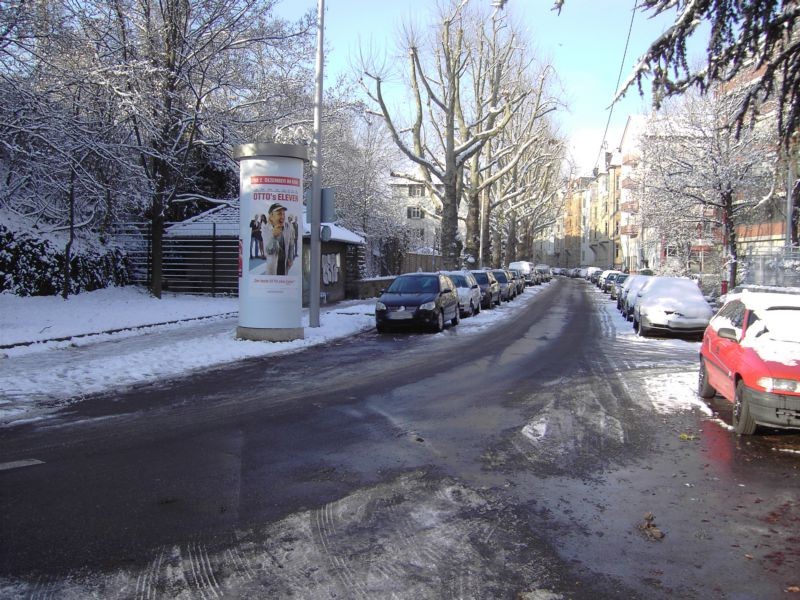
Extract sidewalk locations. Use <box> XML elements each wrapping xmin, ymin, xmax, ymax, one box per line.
<box><xmin>0</xmin><ymin>288</ymin><xmax>377</xmax><ymax>426</ymax></box>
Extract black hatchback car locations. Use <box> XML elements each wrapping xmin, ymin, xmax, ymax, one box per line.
<box><xmin>375</xmin><ymin>272</ymin><xmax>460</xmax><ymax>333</ymax></box>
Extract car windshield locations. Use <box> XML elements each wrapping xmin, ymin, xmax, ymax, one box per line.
<box><xmin>448</xmin><ymin>274</ymin><xmax>468</xmax><ymax>287</ymax></box>
<box><xmin>752</xmin><ymin>307</ymin><xmax>800</xmax><ymax>344</ymax></box>
<box><xmin>387</xmin><ymin>275</ymin><xmax>438</xmax><ymax>294</ymax></box>
<box><xmin>493</xmin><ymin>271</ymin><xmax>508</xmax><ymax>283</ymax></box>
<box><xmin>472</xmin><ymin>272</ymin><xmax>488</xmax><ymax>284</ymax></box>
<box><xmin>741</xmin><ymin>306</ymin><xmax>800</xmax><ymax>365</ymax></box>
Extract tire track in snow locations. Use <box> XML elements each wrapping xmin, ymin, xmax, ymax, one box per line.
<box><xmin>313</xmin><ymin>500</ymin><xmax>369</xmax><ymax>599</ymax></box>
<box><xmin>134</xmin><ymin>544</ymin><xmax>166</xmax><ymax>600</ymax></box>
<box><xmin>185</xmin><ymin>541</ymin><xmax>222</xmax><ymax>599</ymax></box>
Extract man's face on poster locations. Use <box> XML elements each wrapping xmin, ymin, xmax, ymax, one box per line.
<box><xmin>270</xmin><ymin>208</ymin><xmax>286</xmax><ymax>229</ymax></box>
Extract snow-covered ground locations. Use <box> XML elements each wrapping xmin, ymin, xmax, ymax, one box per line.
<box><xmin>0</xmin><ymin>282</ymin><xmax>714</xmax><ymax>427</ymax></box>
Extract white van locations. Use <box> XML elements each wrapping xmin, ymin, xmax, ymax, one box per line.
<box><xmin>508</xmin><ymin>261</ymin><xmax>534</xmax><ymax>285</ymax></box>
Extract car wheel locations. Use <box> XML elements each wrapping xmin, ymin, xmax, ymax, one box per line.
<box><xmin>473</xmin><ymin>301</ymin><xmax>480</xmax><ymax>315</ymax></box>
<box><xmin>698</xmin><ymin>359</ymin><xmax>715</xmax><ymax>398</ymax></box>
<box><xmin>732</xmin><ymin>381</ymin><xmax>757</xmax><ymax>435</ymax></box>
<box><xmin>637</xmin><ymin>318</ymin><xmax>651</xmax><ymax>337</ymax></box>
<box><xmin>376</xmin><ymin>323</ymin><xmax>388</xmax><ymax>334</ymax></box>
<box><xmin>433</xmin><ymin>309</ymin><xmax>444</xmax><ymax>332</ymax></box>
<box><xmin>451</xmin><ymin>307</ymin><xmax>460</xmax><ymax>326</ymax></box>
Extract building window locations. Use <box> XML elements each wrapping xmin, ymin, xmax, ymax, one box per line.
<box><xmin>408</xmin><ymin>184</ymin><xmax>425</xmax><ymax>197</ymax></box>
<box><xmin>407</xmin><ymin>206</ymin><xmax>424</xmax><ymax>219</ymax></box>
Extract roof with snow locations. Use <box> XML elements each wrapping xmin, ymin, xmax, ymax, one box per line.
<box><xmin>164</xmin><ymin>200</ymin><xmax>364</xmax><ymax>245</ymax></box>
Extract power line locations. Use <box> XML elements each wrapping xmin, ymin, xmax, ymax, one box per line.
<box><xmin>592</xmin><ymin>0</ymin><xmax>637</xmax><ymax>174</ymax></box>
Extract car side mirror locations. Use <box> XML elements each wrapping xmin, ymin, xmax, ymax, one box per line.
<box><xmin>378</xmin><ymin>289</ymin><xmax>385</xmax><ymax>294</ymax></box>
<box><xmin>441</xmin><ymin>288</ymin><xmax>451</xmax><ymax>294</ymax></box>
<box><xmin>717</xmin><ymin>327</ymin><xmax>738</xmax><ymax>342</ymax></box>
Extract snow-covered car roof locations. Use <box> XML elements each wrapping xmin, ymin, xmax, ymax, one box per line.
<box><xmin>639</xmin><ymin>277</ymin><xmax>711</xmax><ymax>310</ymax></box>
<box><xmin>725</xmin><ymin>288</ymin><xmax>800</xmax><ymax>312</ymax></box>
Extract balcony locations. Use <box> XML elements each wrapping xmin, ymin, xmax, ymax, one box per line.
<box><xmin>620</xmin><ymin>200</ymin><xmax>639</xmax><ymax>213</ymax></box>
<box><xmin>620</xmin><ymin>224</ymin><xmax>639</xmax><ymax>237</ymax></box>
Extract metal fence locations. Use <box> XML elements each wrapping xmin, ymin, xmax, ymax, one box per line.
<box><xmin>113</xmin><ymin>221</ymin><xmax>239</xmax><ymax>295</ymax></box>
<box><xmin>740</xmin><ymin>248</ymin><xmax>800</xmax><ymax>288</ymax></box>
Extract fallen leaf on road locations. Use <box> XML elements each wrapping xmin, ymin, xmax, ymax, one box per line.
<box><xmin>638</xmin><ymin>512</ymin><xmax>665</xmax><ymax>541</ymax></box>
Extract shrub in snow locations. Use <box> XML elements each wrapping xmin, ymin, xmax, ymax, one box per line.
<box><xmin>0</xmin><ymin>224</ymin><xmax>130</xmax><ymax>296</ymax></box>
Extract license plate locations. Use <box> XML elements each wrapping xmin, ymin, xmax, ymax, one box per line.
<box><xmin>387</xmin><ymin>309</ymin><xmax>413</xmax><ymax>320</ymax></box>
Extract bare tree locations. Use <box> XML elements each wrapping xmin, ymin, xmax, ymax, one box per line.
<box><xmin>108</xmin><ymin>0</ymin><xmax>316</xmax><ymax>296</ymax></box>
<box><xmin>637</xmin><ymin>89</ymin><xmax>776</xmax><ymax>285</ymax></box>
<box><xmin>1</xmin><ymin>0</ymin><xmax>317</xmax><ymax>297</ymax></box>
<box><xmin>459</xmin><ymin>4</ymin><xmax>560</xmax><ymax>266</ymax></box>
<box><xmin>360</xmin><ymin>0</ymin><xmax>528</xmax><ymax>269</ymax></box>
<box><xmin>322</xmin><ymin>109</ymin><xmax>408</xmax><ymax>276</ymax></box>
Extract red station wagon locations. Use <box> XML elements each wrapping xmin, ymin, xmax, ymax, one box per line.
<box><xmin>698</xmin><ymin>288</ymin><xmax>800</xmax><ymax>434</ymax></box>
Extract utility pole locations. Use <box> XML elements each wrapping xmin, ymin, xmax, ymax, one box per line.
<box><xmin>788</xmin><ymin>142</ymin><xmax>797</xmax><ymax>249</ymax></box>
<box><xmin>309</xmin><ymin>0</ymin><xmax>324</xmax><ymax>327</ymax></box>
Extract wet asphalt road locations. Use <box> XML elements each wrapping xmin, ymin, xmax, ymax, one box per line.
<box><xmin>1</xmin><ymin>278</ymin><xmax>799</xmax><ymax>599</ymax></box>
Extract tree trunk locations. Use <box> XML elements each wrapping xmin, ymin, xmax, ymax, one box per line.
<box><xmin>722</xmin><ymin>189</ymin><xmax>738</xmax><ymax>288</ymax></box>
<box><xmin>464</xmin><ymin>186</ymin><xmax>480</xmax><ymax>265</ymax></box>
<box><xmin>480</xmin><ymin>190</ymin><xmax>491</xmax><ymax>267</ymax></box>
<box><xmin>441</xmin><ymin>177</ymin><xmax>461</xmax><ymax>270</ymax></box>
<box><xmin>63</xmin><ymin>168</ymin><xmax>76</xmax><ymax>299</ymax></box>
<box><xmin>506</xmin><ymin>215</ymin><xmax>517</xmax><ymax>264</ymax></box>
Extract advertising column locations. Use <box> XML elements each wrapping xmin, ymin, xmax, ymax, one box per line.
<box><xmin>234</xmin><ymin>143</ymin><xmax>308</xmax><ymax>342</ymax></box>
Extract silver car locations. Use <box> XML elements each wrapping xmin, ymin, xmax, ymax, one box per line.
<box><xmin>633</xmin><ymin>276</ymin><xmax>714</xmax><ymax>338</ymax></box>
<box><xmin>620</xmin><ymin>274</ymin><xmax>652</xmax><ymax>320</ymax></box>
<box><xmin>442</xmin><ymin>270</ymin><xmax>482</xmax><ymax>317</ymax></box>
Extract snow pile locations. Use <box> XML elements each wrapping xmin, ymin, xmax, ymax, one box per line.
<box><xmin>641</xmin><ymin>371</ymin><xmax>713</xmax><ymax>416</ymax></box>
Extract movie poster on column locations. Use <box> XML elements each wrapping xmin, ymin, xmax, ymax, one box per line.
<box><xmin>239</xmin><ymin>157</ymin><xmax>303</xmax><ymax>329</ymax></box>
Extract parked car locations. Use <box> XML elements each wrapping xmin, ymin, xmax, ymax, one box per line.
<box><xmin>442</xmin><ymin>270</ymin><xmax>482</xmax><ymax>318</ymax></box>
<box><xmin>618</xmin><ymin>274</ymin><xmax>646</xmax><ymax>312</ymax></box>
<box><xmin>597</xmin><ymin>269</ymin><xmax>619</xmax><ymax>290</ymax></box>
<box><xmin>610</xmin><ymin>273</ymin><xmax>629</xmax><ymax>299</ymax></box>
<box><xmin>534</xmin><ymin>264</ymin><xmax>552</xmax><ymax>282</ymax></box>
<box><xmin>508</xmin><ymin>261</ymin><xmax>534</xmax><ymax>286</ymax></box>
<box><xmin>471</xmin><ymin>269</ymin><xmax>501</xmax><ymax>308</ymax></box>
<box><xmin>586</xmin><ymin>267</ymin><xmax>603</xmax><ymax>283</ymax></box>
<box><xmin>508</xmin><ymin>268</ymin><xmax>526</xmax><ymax>295</ymax></box>
<box><xmin>621</xmin><ymin>274</ymin><xmax>652</xmax><ymax>320</ymax></box>
<box><xmin>601</xmin><ymin>271</ymin><xmax>624</xmax><ymax>293</ymax></box>
<box><xmin>491</xmin><ymin>269</ymin><xmax>516</xmax><ymax>302</ymax></box>
<box><xmin>698</xmin><ymin>288</ymin><xmax>800</xmax><ymax>434</ymax></box>
<box><xmin>632</xmin><ymin>276</ymin><xmax>714</xmax><ymax>338</ymax></box>
<box><xmin>375</xmin><ymin>272</ymin><xmax>460</xmax><ymax>333</ymax></box>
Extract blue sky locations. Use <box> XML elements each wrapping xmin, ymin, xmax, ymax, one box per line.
<box><xmin>276</xmin><ymin>0</ymin><xmax>698</xmax><ymax>176</ymax></box>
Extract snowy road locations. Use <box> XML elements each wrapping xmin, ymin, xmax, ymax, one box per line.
<box><xmin>1</xmin><ymin>278</ymin><xmax>799</xmax><ymax>599</ymax></box>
